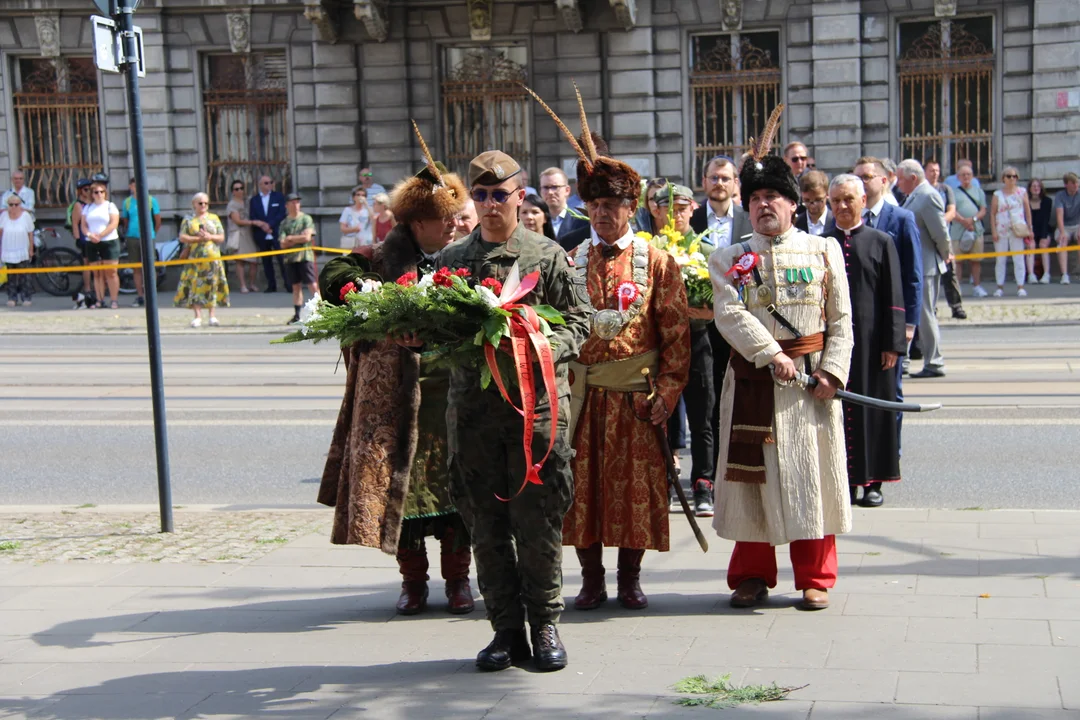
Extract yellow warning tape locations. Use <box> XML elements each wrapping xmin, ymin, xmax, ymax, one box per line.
<box><xmin>954</xmin><ymin>245</ymin><xmax>1079</xmax><ymax>261</ymax></box>
<box><xmin>1</xmin><ymin>246</ymin><xmax>353</xmax><ymax>275</ymax></box>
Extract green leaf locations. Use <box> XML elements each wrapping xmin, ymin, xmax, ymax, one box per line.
<box><xmin>483</xmin><ymin>316</ymin><xmax>508</xmax><ymax>348</ymax></box>
<box><xmin>480</xmin><ymin>363</ymin><xmax>493</xmax><ymax>390</ymax></box>
<box><xmin>531</xmin><ymin>304</ymin><xmax>566</xmax><ymax>325</ymax></box>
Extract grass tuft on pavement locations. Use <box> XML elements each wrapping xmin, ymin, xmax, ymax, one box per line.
<box><xmin>673</xmin><ymin>674</ymin><xmax>806</xmax><ymax>709</ymax></box>
<box><xmin>0</xmin><ymin>541</ymin><xmax>21</xmax><ymax>553</ymax></box>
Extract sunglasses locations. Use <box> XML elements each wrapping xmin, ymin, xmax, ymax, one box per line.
<box><xmin>1004</xmin><ymin>174</ymin><xmax>1018</xmax><ymax>179</ymax></box>
<box><xmin>233</xmin><ymin>186</ymin><xmax>244</xmax><ymax>191</ymax></box>
<box><xmin>92</xmin><ymin>190</ymin><xmax>106</xmax><ymax>194</ymax></box>
<box><xmin>360</xmin><ymin>172</ymin><xmax>373</xmax><ymax>178</ymax></box>
<box><xmin>7</xmin><ymin>202</ymin><xmax>19</xmax><ymax>207</ymax></box>
<box><xmin>195</xmin><ymin>201</ymin><xmax>208</xmax><ymax>206</ymax></box>
<box><xmin>471</xmin><ymin>188</ymin><xmax>516</xmax><ymax>204</ymax></box>
<box><xmin>790</xmin><ymin>155</ymin><xmax>809</xmax><ymax>162</ymax></box>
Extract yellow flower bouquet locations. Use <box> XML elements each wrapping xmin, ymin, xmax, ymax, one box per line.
<box><xmin>637</xmin><ymin>219</ymin><xmax>713</xmax><ymax>308</ymax></box>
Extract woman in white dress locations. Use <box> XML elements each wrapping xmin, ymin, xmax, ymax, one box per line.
<box><xmin>226</xmin><ymin>180</ymin><xmax>260</xmax><ymax>293</ymax></box>
<box><xmin>339</xmin><ymin>185</ymin><xmax>373</xmax><ymax>250</ymax></box>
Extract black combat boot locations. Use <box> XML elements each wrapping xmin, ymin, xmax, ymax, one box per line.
<box><xmin>530</xmin><ymin>622</ymin><xmax>568</xmax><ymax>671</ymax></box>
<box><xmin>475</xmin><ymin>628</ymin><xmax>530</xmax><ymax>672</ymax></box>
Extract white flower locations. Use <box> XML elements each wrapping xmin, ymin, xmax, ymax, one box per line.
<box><xmin>674</xmin><ymin>254</ymin><xmax>690</xmax><ymax>266</ymax></box>
<box><xmin>359</xmin><ymin>278</ymin><xmax>382</xmax><ymax>293</ymax></box>
<box><xmin>354</xmin><ymin>308</ymin><xmax>369</xmax><ymax>320</ymax></box>
<box><xmin>298</xmin><ymin>295</ymin><xmax>322</xmax><ymax>325</ymax></box>
<box><xmin>477</xmin><ymin>285</ymin><xmax>500</xmax><ymax>307</ymax></box>
<box><xmin>690</xmin><ymin>252</ymin><xmax>706</xmax><ymax>263</ymax></box>
<box><xmin>417</xmin><ymin>274</ymin><xmax>435</xmax><ymax>288</ymax></box>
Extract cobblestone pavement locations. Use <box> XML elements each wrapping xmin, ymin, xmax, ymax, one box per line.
<box><xmin>0</xmin><ymin>508</ymin><xmax>331</xmax><ymax>565</ymax></box>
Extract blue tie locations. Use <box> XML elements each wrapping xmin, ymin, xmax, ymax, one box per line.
<box><xmin>862</xmin><ymin>209</ymin><xmax>874</xmax><ymax>229</ymax></box>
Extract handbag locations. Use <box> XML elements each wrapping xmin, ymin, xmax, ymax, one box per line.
<box><xmin>959</xmin><ymin>229</ymin><xmax>977</xmax><ymax>253</ymax></box>
<box><xmin>1011</xmin><ymin>220</ymin><xmax>1032</xmax><ymax>238</ymax></box>
<box><xmin>225</xmin><ymin>230</ymin><xmax>241</xmax><ymax>253</ymax></box>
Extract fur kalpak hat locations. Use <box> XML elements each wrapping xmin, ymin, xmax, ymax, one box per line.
<box><xmin>524</xmin><ymin>83</ymin><xmax>641</xmax><ymax>203</ymax></box>
<box><xmin>737</xmin><ymin>104</ymin><xmax>799</xmax><ymax>212</ymax></box>
<box><xmin>390</xmin><ymin>121</ymin><xmax>468</xmax><ymax>225</ymax></box>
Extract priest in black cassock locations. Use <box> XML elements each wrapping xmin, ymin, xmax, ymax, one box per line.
<box><xmin>827</xmin><ymin>174</ymin><xmax>908</xmax><ymax>508</ymax></box>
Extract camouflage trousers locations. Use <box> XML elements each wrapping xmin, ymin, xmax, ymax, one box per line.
<box><xmin>448</xmin><ymin>391</ymin><xmax>574</xmax><ymax>631</ymax></box>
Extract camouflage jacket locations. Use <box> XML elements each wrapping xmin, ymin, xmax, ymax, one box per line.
<box><xmin>437</xmin><ymin>223</ymin><xmax>593</xmax><ymax>409</ymax></box>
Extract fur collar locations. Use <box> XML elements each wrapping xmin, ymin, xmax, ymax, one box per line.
<box><xmin>375</xmin><ymin>225</ymin><xmax>421</xmax><ymax>282</ymax></box>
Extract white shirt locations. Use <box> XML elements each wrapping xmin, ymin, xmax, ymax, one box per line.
<box><xmin>339</xmin><ymin>205</ymin><xmax>372</xmax><ymax>247</ymax></box>
<box><xmin>84</xmin><ymin>200</ymin><xmax>120</xmax><ymax>241</ymax></box>
<box><xmin>552</xmin><ymin>208</ymin><xmax>568</xmax><ymax>236</ymax></box>
<box><xmin>883</xmin><ymin>190</ymin><xmax>899</xmax><ymax>206</ymax></box>
<box><xmin>706</xmin><ymin>201</ymin><xmax>734</xmax><ymax>249</ymax></box>
<box><xmin>591</xmin><ymin>225</ymin><xmax>634</xmax><ymax>250</ymax></box>
<box><xmin>808</xmin><ymin>209</ymin><xmax>829</xmax><ymax>236</ymax></box>
<box><xmin>2</xmin><ymin>187</ymin><xmax>35</xmax><ymax>214</ymax></box>
<box><xmin>0</xmin><ymin>211</ymin><xmax>34</xmax><ymax>263</ymax></box>
<box><xmin>259</xmin><ymin>192</ymin><xmax>273</xmax><ymax>239</ymax></box>
<box><xmin>866</xmin><ymin>197</ymin><xmax>887</xmax><ymax>229</ymax></box>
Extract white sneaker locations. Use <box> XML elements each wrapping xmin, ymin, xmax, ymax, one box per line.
<box><xmin>209</xmin><ymin>317</ymin><xmax>220</xmax><ymax>327</ymax></box>
<box><xmin>190</xmin><ymin>317</ymin><xmax>202</xmax><ymax>328</ymax></box>
<box><xmin>992</xmin><ymin>288</ymin><xmax>1004</xmax><ymax>298</ymax></box>
<box><xmin>1028</xmin><ymin>273</ymin><xmax>1040</xmax><ymax>284</ymax></box>
<box><xmin>1017</xmin><ymin>288</ymin><xmax>1028</xmax><ymax>298</ymax></box>
<box><xmin>1062</xmin><ymin>274</ymin><xmax>1071</xmax><ymax>285</ymax></box>
<box><xmin>1040</xmin><ymin>273</ymin><xmax>1051</xmax><ymax>284</ymax></box>
<box><xmin>973</xmin><ymin>285</ymin><xmax>989</xmax><ymax>298</ymax></box>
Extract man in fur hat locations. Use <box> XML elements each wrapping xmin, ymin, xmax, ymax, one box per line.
<box><xmin>317</xmin><ymin>154</ymin><xmax>476</xmax><ymax>617</ymax></box>
<box><xmin>559</xmin><ymin>136</ymin><xmax>691</xmax><ymax>612</ymax></box>
<box><xmin>438</xmin><ymin>150</ymin><xmax>592</xmax><ymax>673</ymax></box>
<box><xmin>709</xmin><ymin>109</ymin><xmax>854</xmax><ymax>611</ymax></box>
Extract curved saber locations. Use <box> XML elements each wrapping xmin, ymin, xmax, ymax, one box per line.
<box><xmin>791</xmin><ymin>370</ymin><xmax>942</xmax><ymax>413</ymax></box>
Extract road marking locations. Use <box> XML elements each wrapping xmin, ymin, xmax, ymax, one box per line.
<box><xmin>0</xmin><ymin>419</ymin><xmax>335</xmax><ymax>427</ymax></box>
<box><xmin>904</xmin><ymin>418</ymin><xmax>1080</xmax><ymax>426</ymax></box>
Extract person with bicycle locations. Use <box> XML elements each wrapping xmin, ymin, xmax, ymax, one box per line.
<box><xmin>120</xmin><ymin>177</ymin><xmax>161</xmax><ymax>307</ymax></box>
<box><xmin>81</xmin><ymin>181</ymin><xmax>122</xmax><ymax>309</ymax></box>
<box><xmin>68</xmin><ymin>179</ymin><xmax>94</xmax><ymax>299</ymax></box>
<box><xmin>1</xmin><ymin>194</ymin><xmax>35</xmax><ymax>307</ymax></box>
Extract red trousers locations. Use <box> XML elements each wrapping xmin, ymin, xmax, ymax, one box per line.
<box><xmin>727</xmin><ymin>535</ymin><xmax>837</xmax><ymax>591</ymax></box>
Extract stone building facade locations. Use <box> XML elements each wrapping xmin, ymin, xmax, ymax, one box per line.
<box><xmin>0</xmin><ymin>0</ymin><xmax>1076</xmax><ymax>242</ymax></box>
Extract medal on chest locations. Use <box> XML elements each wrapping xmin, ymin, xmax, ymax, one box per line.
<box><xmin>577</xmin><ymin>237</ymin><xmax>650</xmax><ymax>340</ymax></box>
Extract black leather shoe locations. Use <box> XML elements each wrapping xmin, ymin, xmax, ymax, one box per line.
<box><xmin>476</xmin><ymin>629</ymin><xmax>530</xmax><ymax>672</ymax></box>
<box><xmin>952</xmin><ymin>307</ymin><xmax>967</xmax><ymax>320</ymax></box>
<box><xmin>530</xmin><ymin>622</ymin><xmax>568</xmax><ymax>671</ymax></box>
<box><xmin>910</xmin><ymin>368</ymin><xmax>945</xmax><ymax>379</ymax></box>
<box><xmin>909</xmin><ymin>345</ymin><xmax>923</xmax><ymax>361</ymax></box>
<box><xmin>861</xmin><ymin>488</ymin><xmax>884</xmax><ymax>507</ymax></box>
<box><xmin>849</xmin><ymin>486</ymin><xmax>858</xmax><ymax>504</ymax></box>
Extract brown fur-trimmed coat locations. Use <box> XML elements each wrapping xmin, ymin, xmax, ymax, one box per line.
<box><xmin>317</xmin><ymin>226</ymin><xmax>424</xmax><ymax>554</ymax></box>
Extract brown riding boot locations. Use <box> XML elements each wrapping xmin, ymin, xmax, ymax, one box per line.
<box><xmin>616</xmin><ymin>548</ymin><xmax>648</xmax><ymax>610</ymax></box>
<box><xmin>440</xmin><ymin>529</ymin><xmax>475</xmax><ymax>614</ymax></box>
<box><xmin>395</xmin><ymin>546</ymin><xmax>429</xmax><ymax>615</ymax></box>
<box><xmin>574</xmin><ymin>543</ymin><xmax>608</xmax><ymax>610</ymax></box>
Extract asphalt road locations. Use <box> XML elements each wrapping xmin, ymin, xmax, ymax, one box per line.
<box><xmin>1</xmin><ymin>325</ymin><xmax>1078</xmax><ymax>509</ymax></box>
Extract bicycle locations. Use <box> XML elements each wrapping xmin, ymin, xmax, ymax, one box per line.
<box><xmin>29</xmin><ymin>227</ymin><xmax>84</xmax><ymax>296</ymax></box>
<box><xmin>117</xmin><ymin>237</ymin><xmax>179</xmax><ymax>294</ymax></box>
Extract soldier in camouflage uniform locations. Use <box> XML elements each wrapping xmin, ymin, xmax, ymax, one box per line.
<box><xmin>437</xmin><ymin>151</ymin><xmax>592</xmax><ymax>672</ymax></box>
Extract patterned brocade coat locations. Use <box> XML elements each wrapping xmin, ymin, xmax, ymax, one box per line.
<box><xmin>562</xmin><ymin>236</ymin><xmax>691</xmax><ymax>551</ymax></box>
<box><xmin>709</xmin><ymin>227</ymin><xmax>854</xmax><ymax>546</ymax></box>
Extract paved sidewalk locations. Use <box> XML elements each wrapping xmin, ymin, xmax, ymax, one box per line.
<box><xmin>1</xmin><ymin>507</ymin><xmax>1078</xmax><ymax>719</ymax></box>
<box><xmin>4</xmin><ymin>279</ymin><xmax>1080</xmax><ymax>333</ymax></box>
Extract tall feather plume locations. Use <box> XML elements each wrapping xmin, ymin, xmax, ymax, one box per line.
<box><xmin>411</xmin><ymin>119</ymin><xmax>443</xmax><ymax>186</ymax></box>
<box><xmin>520</xmin><ymin>83</ymin><xmax>592</xmax><ymax>172</ymax></box>
<box><xmin>573</xmin><ymin>81</ymin><xmax>598</xmax><ymax>162</ymax></box>
<box><xmin>748</xmin><ymin>104</ymin><xmax>785</xmax><ymax>162</ymax></box>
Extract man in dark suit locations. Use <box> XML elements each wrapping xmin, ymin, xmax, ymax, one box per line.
<box><xmin>540</xmin><ymin>168</ymin><xmax>589</xmax><ymax>251</ymax></box>
<box><xmin>249</xmin><ymin>175</ymin><xmax>289</xmax><ymax>292</ymax></box>
<box><xmin>797</xmin><ymin>170</ymin><xmax>835</xmax><ymax>236</ymax></box>
<box><xmin>688</xmin><ymin>154</ymin><xmax>752</xmax><ymax>513</ymax></box>
<box><xmin>897</xmin><ymin>159</ymin><xmax>950</xmax><ymax>378</ymax></box>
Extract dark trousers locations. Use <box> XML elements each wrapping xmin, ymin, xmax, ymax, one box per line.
<box><xmin>667</xmin><ymin>397</ymin><xmax>687</xmax><ymax>450</ymax></box>
<box><xmin>4</xmin><ymin>261</ymin><xmax>33</xmax><ymax>302</ymax></box>
<box><xmin>941</xmin><ymin>261</ymin><xmax>963</xmax><ymax>310</ymax></box>
<box><xmin>258</xmin><ymin>235</ymin><xmax>290</xmax><ymax>291</ymax></box>
<box><xmin>684</xmin><ymin>325</ymin><xmax>716</xmax><ymax>481</ymax></box>
<box><xmin>708</xmin><ymin>322</ymin><xmax>733</xmax><ymax>459</ymax></box>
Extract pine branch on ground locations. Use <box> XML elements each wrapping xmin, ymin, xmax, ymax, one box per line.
<box><xmin>673</xmin><ymin>674</ymin><xmax>807</xmax><ymax>709</ymax></box>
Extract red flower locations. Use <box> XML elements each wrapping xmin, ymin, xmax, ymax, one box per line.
<box><xmin>339</xmin><ymin>281</ymin><xmax>356</xmax><ymax>301</ymax></box>
<box><xmin>453</xmin><ymin>268</ymin><xmax>471</xmax><ymax>278</ymax></box>
<box><xmin>481</xmin><ymin>277</ymin><xmax>503</xmax><ymax>295</ymax></box>
<box><xmin>432</xmin><ymin>268</ymin><xmax>454</xmax><ymax>287</ymax></box>
<box><xmin>396</xmin><ymin>272</ymin><xmax>418</xmax><ymax>286</ymax></box>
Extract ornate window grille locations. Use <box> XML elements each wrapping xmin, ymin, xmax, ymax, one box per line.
<box><xmin>689</xmin><ymin>32</ymin><xmax>781</xmax><ymax>189</ymax></box>
<box><xmin>441</xmin><ymin>47</ymin><xmax>530</xmax><ymax>179</ymax></box>
<box><xmin>898</xmin><ymin>18</ymin><xmax>995</xmax><ymax>180</ymax></box>
<box><xmin>12</xmin><ymin>57</ymin><xmax>103</xmax><ymax>208</ymax></box>
<box><xmin>203</xmin><ymin>52</ymin><xmax>291</xmax><ymax>203</ymax></box>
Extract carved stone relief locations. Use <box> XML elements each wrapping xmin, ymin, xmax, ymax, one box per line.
<box><xmin>721</xmin><ymin>0</ymin><xmax>743</xmax><ymax>31</ymax></box>
<box><xmin>468</xmin><ymin>0</ymin><xmax>493</xmax><ymax>42</ymax></box>
<box><xmin>303</xmin><ymin>0</ymin><xmax>338</xmax><ymax>44</ymax></box>
<box><xmin>555</xmin><ymin>0</ymin><xmax>583</xmax><ymax>33</ymax></box>
<box><xmin>353</xmin><ymin>0</ymin><xmax>389</xmax><ymax>42</ymax></box>
<box><xmin>609</xmin><ymin>0</ymin><xmax>636</xmax><ymax>30</ymax></box>
<box><xmin>226</xmin><ymin>10</ymin><xmax>252</xmax><ymax>54</ymax></box>
<box><xmin>934</xmin><ymin>0</ymin><xmax>957</xmax><ymax>18</ymax></box>
<box><xmin>35</xmin><ymin>14</ymin><xmax>61</xmax><ymax>58</ymax></box>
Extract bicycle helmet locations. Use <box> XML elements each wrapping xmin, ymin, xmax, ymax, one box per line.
<box><xmin>76</xmin><ymin>178</ymin><xmax>92</xmax><ymax>189</ymax></box>
<box><xmin>91</xmin><ymin>172</ymin><xmax>109</xmax><ymax>185</ymax></box>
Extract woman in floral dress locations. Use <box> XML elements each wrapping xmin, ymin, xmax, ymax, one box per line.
<box><xmin>174</xmin><ymin>192</ymin><xmax>230</xmax><ymax>327</ymax></box>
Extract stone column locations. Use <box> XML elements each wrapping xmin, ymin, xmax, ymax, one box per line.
<box><xmin>805</xmin><ymin>0</ymin><xmax>863</xmax><ymax>175</ymax></box>
<box><xmin>1030</xmin><ymin>0</ymin><xmax>1080</xmax><ymax>182</ymax></box>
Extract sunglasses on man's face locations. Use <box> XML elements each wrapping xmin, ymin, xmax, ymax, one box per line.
<box><xmin>360</xmin><ymin>172</ymin><xmax>373</xmax><ymax>178</ymax></box>
<box><xmin>471</xmin><ymin>188</ymin><xmax>516</xmax><ymax>204</ymax></box>
<box><xmin>1004</xmin><ymin>174</ymin><xmax>1018</xmax><ymax>179</ymax></box>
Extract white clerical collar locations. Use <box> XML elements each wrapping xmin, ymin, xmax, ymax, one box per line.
<box><xmin>591</xmin><ymin>225</ymin><xmax>634</xmax><ymax>250</ymax></box>
<box><xmin>707</xmin><ymin>201</ymin><xmax>734</xmax><ymax>222</ymax></box>
<box><xmin>869</xmin><ymin>197</ymin><xmax>885</xmax><ymax>217</ymax></box>
<box><xmin>839</xmin><ymin>222</ymin><xmax>863</xmax><ymax>235</ymax></box>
